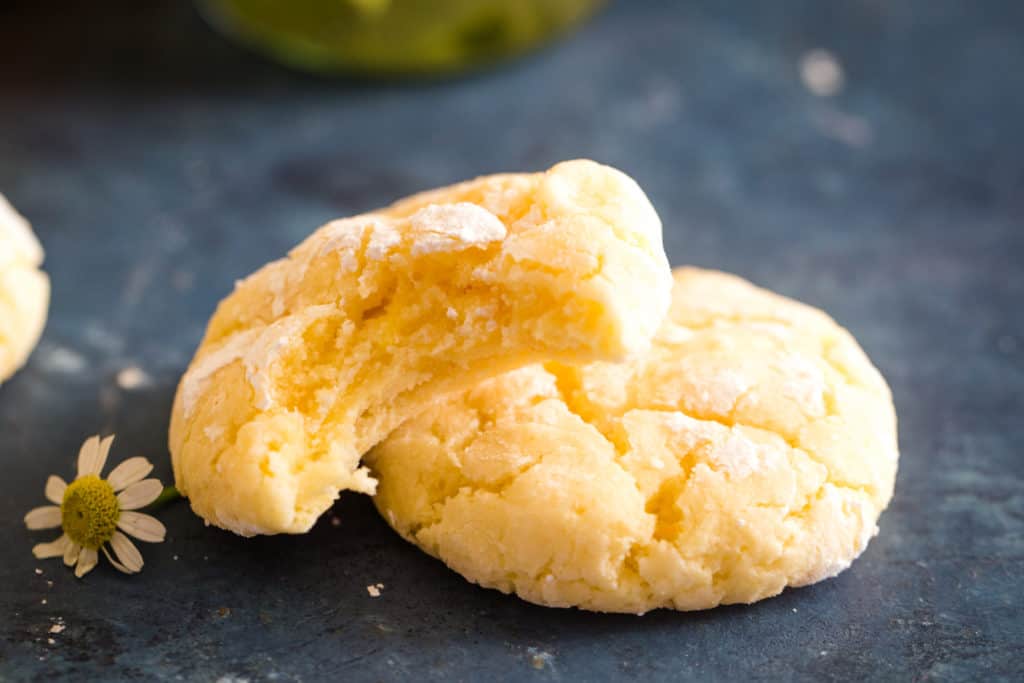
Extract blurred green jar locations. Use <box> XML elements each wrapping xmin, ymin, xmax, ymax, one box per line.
<box><xmin>199</xmin><ymin>0</ymin><xmax>606</xmax><ymax>75</ymax></box>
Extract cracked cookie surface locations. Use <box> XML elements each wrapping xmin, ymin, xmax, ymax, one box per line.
<box><xmin>169</xmin><ymin>160</ymin><xmax>672</xmax><ymax>536</ymax></box>
<box><xmin>0</xmin><ymin>194</ymin><xmax>49</xmax><ymax>384</ymax></box>
<box><xmin>368</xmin><ymin>267</ymin><xmax>898</xmax><ymax>613</ymax></box>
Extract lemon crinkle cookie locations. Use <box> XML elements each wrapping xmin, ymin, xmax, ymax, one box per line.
<box><xmin>369</xmin><ymin>267</ymin><xmax>899</xmax><ymax>613</ymax></box>
<box><xmin>0</xmin><ymin>194</ymin><xmax>49</xmax><ymax>384</ymax></box>
<box><xmin>169</xmin><ymin>160</ymin><xmax>672</xmax><ymax>536</ymax></box>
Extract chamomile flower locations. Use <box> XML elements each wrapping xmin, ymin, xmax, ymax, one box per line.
<box><xmin>24</xmin><ymin>435</ymin><xmax>167</xmax><ymax>578</ymax></box>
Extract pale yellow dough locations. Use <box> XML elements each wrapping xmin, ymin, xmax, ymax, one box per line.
<box><xmin>169</xmin><ymin>160</ymin><xmax>672</xmax><ymax>536</ymax></box>
<box><xmin>369</xmin><ymin>268</ymin><xmax>898</xmax><ymax>613</ymax></box>
<box><xmin>0</xmin><ymin>194</ymin><xmax>49</xmax><ymax>384</ymax></box>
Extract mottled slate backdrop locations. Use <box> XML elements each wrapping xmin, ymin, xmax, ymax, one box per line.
<box><xmin>0</xmin><ymin>0</ymin><xmax>1021</xmax><ymax>680</ymax></box>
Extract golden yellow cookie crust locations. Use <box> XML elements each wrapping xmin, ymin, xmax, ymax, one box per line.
<box><xmin>0</xmin><ymin>194</ymin><xmax>49</xmax><ymax>384</ymax></box>
<box><xmin>369</xmin><ymin>267</ymin><xmax>898</xmax><ymax>613</ymax></box>
<box><xmin>169</xmin><ymin>160</ymin><xmax>672</xmax><ymax>536</ymax></box>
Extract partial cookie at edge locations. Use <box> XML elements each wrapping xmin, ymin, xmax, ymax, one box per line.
<box><xmin>0</xmin><ymin>194</ymin><xmax>50</xmax><ymax>383</ymax></box>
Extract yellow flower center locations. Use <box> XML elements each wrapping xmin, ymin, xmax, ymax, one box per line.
<box><xmin>61</xmin><ymin>475</ymin><xmax>120</xmax><ymax>550</ymax></box>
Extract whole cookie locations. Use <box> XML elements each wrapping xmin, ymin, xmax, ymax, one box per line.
<box><xmin>0</xmin><ymin>194</ymin><xmax>49</xmax><ymax>384</ymax></box>
<box><xmin>170</xmin><ymin>160</ymin><xmax>672</xmax><ymax>536</ymax></box>
<box><xmin>369</xmin><ymin>268</ymin><xmax>898</xmax><ymax>613</ymax></box>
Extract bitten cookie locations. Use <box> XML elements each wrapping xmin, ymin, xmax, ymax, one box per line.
<box><xmin>369</xmin><ymin>267</ymin><xmax>899</xmax><ymax>613</ymax></box>
<box><xmin>0</xmin><ymin>194</ymin><xmax>49</xmax><ymax>384</ymax></box>
<box><xmin>169</xmin><ymin>160</ymin><xmax>672</xmax><ymax>536</ymax></box>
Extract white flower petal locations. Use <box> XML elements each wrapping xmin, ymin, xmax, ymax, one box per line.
<box><xmin>107</xmin><ymin>457</ymin><xmax>154</xmax><ymax>492</ymax></box>
<box><xmin>95</xmin><ymin>435</ymin><xmax>115</xmax><ymax>476</ymax></box>
<box><xmin>63</xmin><ymin>541</ymin><xmax>81</xmax><ymax>567</ymax></box>
<box><xmin>77</xmin><ymin>435</ymin><xmax>101</xmax><ymax>478</ymax></box>
<box><xmin>110</xmin><ymin>531</ymin><xmax>144</xmax><ymax>572</ymax></box>
<box><xmin>45</xmin><ymin>475</ymin><xmax>67</xmax><ymax>504</ymax></box>
<box><xmin>33</xmin><ymin>534</ymin><xmax>71</xmax><ymax>559</ymax></box>
<box><xmin>24</xmin><ymin>506</ymin><xmax>62</xmax><ymax>530</ymax></box>
<box><xmin>102</xmin><ymin>545</ymin><xmax>135</xmax><ymax>574</ymax></box>
<box><xmin>75</xmin><ymin>548</ymin><xmax>98</xmax><ymax>578</ymax></box>
<box><xmin>117</xmin><ymin>511</ymin><xmax>166</xmax><ymax>543</ymax></box>
<box><xmin>116</xmin><ymin>479</ymin><xmax>163</xmax><ymax>510</ymax></box>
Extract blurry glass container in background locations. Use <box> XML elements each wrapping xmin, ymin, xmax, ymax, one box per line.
<box><xmin>198</xmin><ymin>0</ymin><xmax>606</xmax><ymax>76</ymax></box>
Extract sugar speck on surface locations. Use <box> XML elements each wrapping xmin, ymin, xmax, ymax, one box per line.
<box><xmin>41</xmin><ymin>599</ymin><xmax>47</xmax><ymax>605</ymax></box>
<box><xmin>800</xmin><ymin>49</ymin><xmax>844</xmax><ymax>96</ymax></box>
<box><xmin>330</xmin><ymin>516</ymin><xmax>341</xmax><ymax>527</ymax></box>
<box><xmin>409</xmin><ymin>203</ymin><xmax>507</xmax><ymax>255</ymax></box>
<box><xmin>116</xmin><ymin>365</ymin><xmax>153</xmax><ymax>390</ymax></box>
<box><xmin>34</xmin><ymin>568</ymin><xmax>42</xmax><ymax>575</ymax></box>
<box><xmin>47</xmin><ymin>638</ymin><xmax>55</xmax><ymax>645</ymax></box>
<box><xmin>812</xmin><ymin>108</ymin><xmax>873</xmax><ymax>148</ymax></box>
<box><xmin>39</xmin><ymin>346</ymin><xmax>87</xmax><ymax>375</ymax></box>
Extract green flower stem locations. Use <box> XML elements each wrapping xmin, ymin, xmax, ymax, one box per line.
<box><xmin>146</xmin><ymin>485</ymin><xmax>182</xmax><ymax>511</ymax></box>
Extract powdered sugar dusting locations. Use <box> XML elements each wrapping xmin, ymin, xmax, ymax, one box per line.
<box><xmin>245</xmin><ymin>306</ymin><xmax>336</xmax><ymax>410</ymax></box>
<box><xmin>317</xmin><ymin>217</ymin><xmax>373</xmax><ymax>272</ymax></box>
<box><xmin>706</xmin><ymin>431</ymin><xmax>784</xmax><ymax>478</ymax></box>
<box><xmin>696</xmin><ymin>369</ymin><xmax>752</xmax><ymax>415</ymax></box>
<box><xmin>181</xmin><ymin>306</ymin><xmax>335</xmax><ymax>417</ymax></box>
<box><xmin>657</xmin><ymin>322</ymin><xmax>695</xmax><ymax>344</ymax></box>
<box><xmin>409</xmin><ymin>203</ymin><xmax>506</xmax><ymax>255</ymax></box>
<box><xmin>366</xmin><ymin>222</ymin><xmax>403</xmax><ymax>261</ymax></box>
<box><xmin>776</xmin><ymin>353</ymin><xmax>827</xmax><ymax>416</ymax></box>
<box><xmin>180</xmin><ymin>329</ymin><xmax>260</xmax><ymax>416</ymax></box>
<box><xmin>267</xmin><ymin>267</ymin><xmax>287</xmax><ymax>317</ymax></box>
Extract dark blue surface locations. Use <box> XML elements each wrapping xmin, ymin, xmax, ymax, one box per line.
<box><xmin>1</xmin><ymin>1</ymin><xmax>1022</xmax><ymax>680</ymax></box>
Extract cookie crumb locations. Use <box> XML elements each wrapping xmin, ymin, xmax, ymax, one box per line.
<box><xmin>48</xmin><ymin>624</ymin><xmax>64</xmax><ymax>634</ymax></box>
<box><xmin>34</xmin><ymin>568</ymin><xmax>43</xmax><ymax>575</ymax></box>
<box><xmin>47</xmin><ymin>638</ymin><xmax>56</xmax><ymax>645</ymax></box>
<box><xmin>366</xmin><ymin>583</ymin><xmax>384</xmax><ymax>597</ymax></box>
<box><xmin>800</xmin><ymin>49</ymin><xmax>844</xmax><ymax>96</ymax></box>
<box><xmin>41</xmin><ymin>599</ymin><xmax>47</xmax><ymax>605</ymax></box>
<box><xmin>117</xmin><ymin>365</ymin><xmax>152</xmax><ymax>390</ymax></box>
<box><xmin>527</xmin><ymin>648</ymin><xmax>554</xmax><ymax>670</ymax></box>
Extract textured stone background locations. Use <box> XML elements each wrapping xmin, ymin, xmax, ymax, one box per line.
<box><xmin>1</xmin><ymin>0</ymin><xmax>1021</xmax><ymax>680</ymax></box>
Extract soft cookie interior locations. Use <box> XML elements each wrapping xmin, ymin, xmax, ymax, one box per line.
<box><xmin>368</xmin><ymin>267</ymin><xmax>898</xmax><ymax>613</ymax></box>
<box><xmin>169</xmin><ymin>160</ymin><xmax>672</xmax><ymax>536</ymax></box>
<box><xmin>0</xmin><ymin>194</ymin><xmax>49</xmax><ymax>384</ymax></box>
